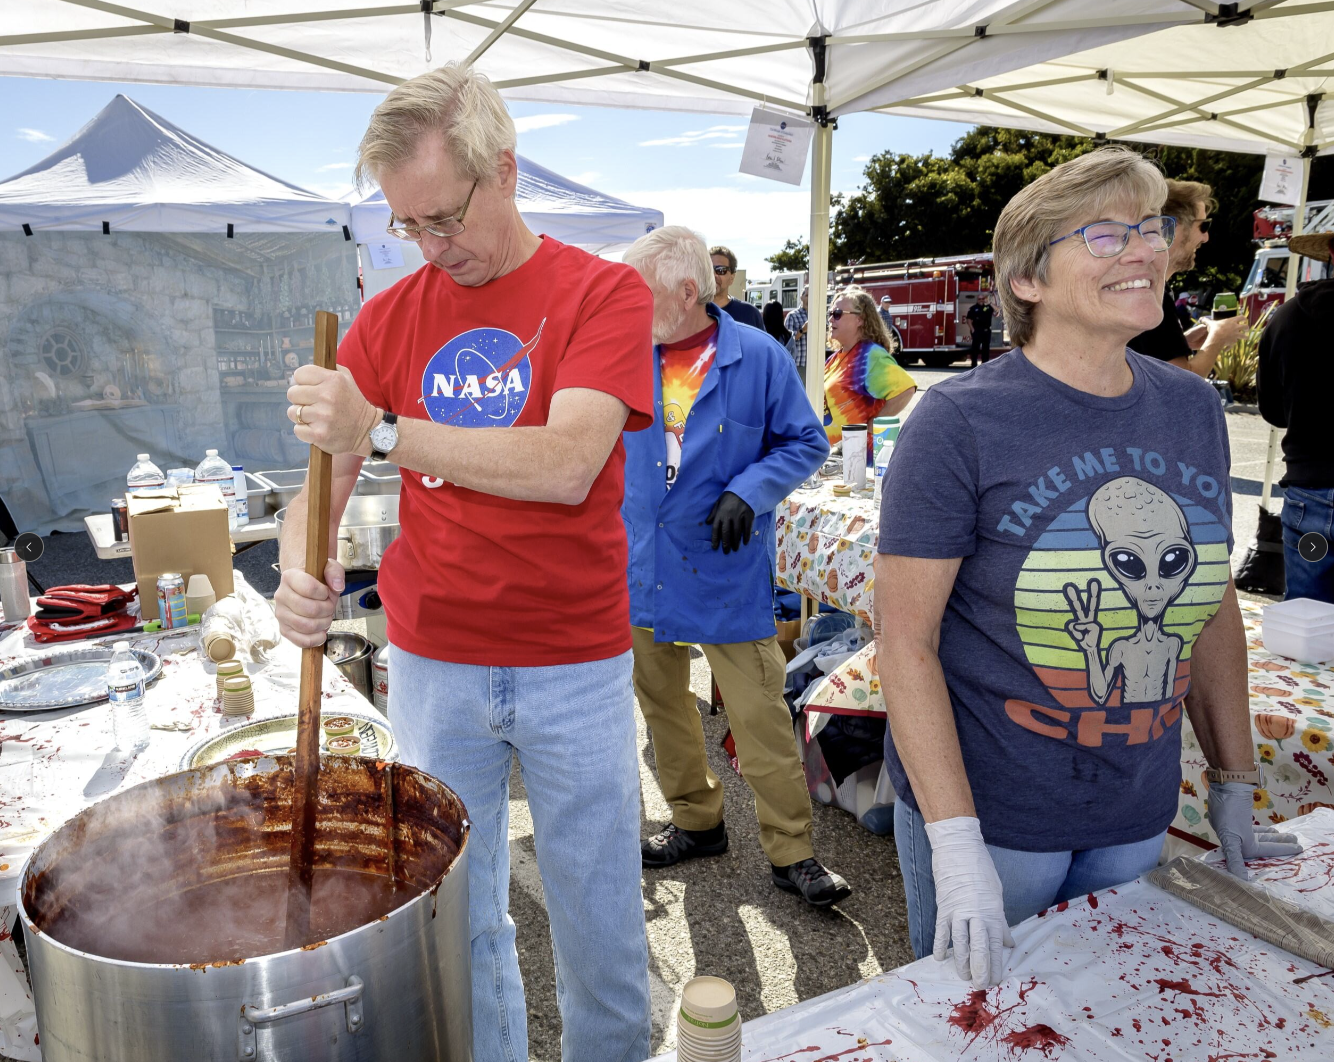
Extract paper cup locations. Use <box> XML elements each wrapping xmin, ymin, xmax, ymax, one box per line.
<box><xmin>677</xmin><ymin>975</ymin><xmax>740</xmax><ymax>1061</ymax></box>
<box><xmin>680</xmin><ymin>976</ymin><xmax>737</xmax><ymax>1025</ymax></box>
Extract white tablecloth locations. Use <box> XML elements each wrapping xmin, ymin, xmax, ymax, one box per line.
<box><xmin>0</xmin><ymin>621</ymin><xmax>376</xmax><ymax>1061</ymax></box>
<box><xmin>652</xmin><ymin>808</ymin><xmax>1334</xmax><ymax>1061</ymax></box>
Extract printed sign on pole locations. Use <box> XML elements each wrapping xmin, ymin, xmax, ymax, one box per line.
<box><xmin>1259</xmin><ymin>156</ymin><xmax>1300</xmax><ymax>205</ymax></box>
<box><xmin>739</xmin><ymin>108</ymin><xmax>815</xmax><ymax>186</ymax></box>
<box><xmin>365</xmin><ymin>241</ymin><xmax>405</xmax><ymax>270</ymax></box>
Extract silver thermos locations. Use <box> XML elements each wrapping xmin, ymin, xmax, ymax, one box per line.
<box><xmin>0</xmin><ymin>547</ymin><xmax>30</xmax><ymax>624</ymax></box>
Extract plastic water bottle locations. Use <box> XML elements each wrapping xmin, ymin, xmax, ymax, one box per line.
<box><xmin>231</xmin><ymin>465</ymin><xmax>249</xmax><ymax>527</ymax></box>
<box><xmin>873</xmin><ymin>439</ymin><xmax>895</xmax><ymax>505</ymax></box>
<box><xmin>195</xmin><ymin>449</ymin><xmax>238</xmax><ymax>531</ymax></box>
<box><xmin>107</xmin><ymin>640</ymin><xmax>149</xmax><ymax>753</ymax></box>
<box><xmin>126</xmin><ymin>453</ymin><xmax>165</xmax><ymax>495</ymax></box>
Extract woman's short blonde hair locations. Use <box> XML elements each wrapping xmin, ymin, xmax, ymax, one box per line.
<box><xmin>355</xmin><ymin>62</ymin><xmax>516</xmax><ymax>190</ymax></box>
<box><xmin>623</xmin><ymin>226</ymin><xmax>715</xmax><ymax>305</ymax></box>
<box><xmin>836</xmin><ymin>286</ymin><xmax>897</xmax><ymax>352</ymax></box>
<box><xmin>993</xmin><ymin>147</ymin><xmax>1167</xmax><ymax>348</ymax></box>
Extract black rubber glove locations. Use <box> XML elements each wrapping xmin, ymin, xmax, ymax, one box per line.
<box><xmin>707</xmin><ymin>491</ymin><xmax>754</xmax><ymax>554</ymax></box>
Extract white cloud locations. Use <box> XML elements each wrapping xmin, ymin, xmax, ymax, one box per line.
<box><xmin>16</xmin><ymin>128</ymin><xmax>53</xmax><ymax>143</ymax></box>
<box><xmin>853</xmin><ymin>155</ymin><xmax>871</xmax><ymax>162</ymax></box>
<box><xmin>709</xmin><ymin>143</ymin><xmax>745</xmax><ymax>149</ymax></box>
<box><xmin>564</xmin><ymin>171</ymin><xmax>601</xmax><ymax>185</ymax></box>
<box><xmin>306</xmin><ymin>181</ymin><xmax>356</xmax><ymax>201</ymax></box>
<box><xmin>317</xmin><ymin>161</ymin><xmax>354</xmax><ymax>171</ymax></box>
<box><xmin>513</xmin><ymin>113</ymin><xmax>579</xmax><ymax>134</ymax></box>
<box><xmin>639</xmin><ymin>125</ymin><xmax>747</xmax><ymax>148</ymax></box>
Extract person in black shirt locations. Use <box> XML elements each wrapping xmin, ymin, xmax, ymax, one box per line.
<box><xmin>966</xmin><ymin>293</ymin><xmax>995</xmax><ymax>366</ymax></box>
<box><xmin>1258</xmin><ymin>229</ymin><xmax>1334</xmax><ymax>603</ymax></box>
<box><xmin>1129</xmin><ymin>179</ymin><xmax>1248</xmax><ymax>373</ymax></box>
<box><xmin>708</xmin><ymin>244</ymin><xmax>765</xmax><ymax>330</ymax></box>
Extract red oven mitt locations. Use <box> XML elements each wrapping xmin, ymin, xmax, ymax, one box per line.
<box><xmin>34</xmin><ymin>584</ymin><xmax>138</xmax><ymax>621</ymax></box>
<box><xmin>28</xmin><ymin>611</ymin><xmax>139</xmax><ymax>643</ymax></box>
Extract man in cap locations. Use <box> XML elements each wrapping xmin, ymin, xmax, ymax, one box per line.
<box><xmin>1258</xmin><ymin>228</ymin><xmax>1334</xmax><ymax>603</ymax></box>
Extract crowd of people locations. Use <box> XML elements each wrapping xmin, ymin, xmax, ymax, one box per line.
<box><xmin>267</xmin><ymin>60</ymin><xmax>1319</xmax><ymax>1062</ymax></box>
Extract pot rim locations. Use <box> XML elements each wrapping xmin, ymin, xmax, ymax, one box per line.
<box><xmin>17</xmin><ymin>755</ymin><xmax>468</xmax><ymax>971</ymax></box>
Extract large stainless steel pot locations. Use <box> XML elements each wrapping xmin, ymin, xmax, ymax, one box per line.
<box><xmin>19</xmin><ymin>756</ymin><xmax>471</xmax><ymax>1062</ymax></box>
<box><xmin>276</xmin><ymin>495</ymin><xmax>400</xmax><ymax>570</ymax></box>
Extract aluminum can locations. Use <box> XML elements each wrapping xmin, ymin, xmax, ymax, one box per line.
<box><xmin>155</xmin><ymin>572</ymin><xmax>187</xmax><ymax>629</ymax></box>
<box><xmin>111</xmin><ymin>498</ymin><xmax>129</xmax><ymax>542</ymax></box>
<box><xmin>372</xmin><ymin>644</ymin><xmax>390</xmax><ymax>713</ymax></box>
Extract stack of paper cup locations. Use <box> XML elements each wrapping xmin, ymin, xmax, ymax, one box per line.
<box><xmin>221</xmin><ymin>675</ymin><xmax>254</xmax><ymax>716</ymax></box>
<box><xmin>216</xmin><ymin>659</ymin><xmax>243</xmax><ymax>699</ymax></box>
<box><xmin>676</xmin><ymin>976</ymin><xmax>741</xmax><ymax>1062</ymax></box>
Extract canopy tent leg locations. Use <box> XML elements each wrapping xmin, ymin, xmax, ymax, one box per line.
<box><xmin>805</xmin><ymin>119</ymin><xmax>832</xmax><ymax>415</ymax></box>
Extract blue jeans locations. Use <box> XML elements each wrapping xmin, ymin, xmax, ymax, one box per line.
<box><xmin>390</xmin><ymin>646</ymin><xmax>651</xmax><ymax>1062</ymax></box>
<box><xmin>894</xmin><ymin>800</ymin><xmax>1166</xmax><ymax>960</ymax></box>
<box><xmin>1282</xmin><ymin>485</ymin><xmax>1334</xmax><ymax>603</ymax></box>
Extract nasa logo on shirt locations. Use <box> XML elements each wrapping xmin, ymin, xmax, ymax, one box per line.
<box><xmin>419</xmin><ymin>322</ymin><xmax>542</xmax><ymax>428</ymax></box>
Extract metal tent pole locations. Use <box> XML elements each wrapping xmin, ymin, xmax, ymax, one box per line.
<box><xmin>805</xmin><ymin>37</ymin><xmax>833</xmax><ymax>416</ymax></box>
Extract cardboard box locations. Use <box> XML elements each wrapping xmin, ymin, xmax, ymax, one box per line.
<box><xmin>128</xmin><ymin>484</ymin><xmax>234</xmax><ymax>620</ymax></box>
<box><xmin>775</xmin><ymin>618</ymin><xmax>803</xmax><ymax>663</ymax></box>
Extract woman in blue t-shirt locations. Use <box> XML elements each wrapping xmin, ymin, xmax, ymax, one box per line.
<box><xmin>874</xmin><ymin>146</ymin><xmax>1301</xmax><ymax>990</ymax></box>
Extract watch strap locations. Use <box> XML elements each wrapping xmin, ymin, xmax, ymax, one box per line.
<box><xmin>1205</xmin><ymin>764</ymin><xmax>1263</xmax><ymax>786</ymax></box>
<box><xmin>369</xmin><ymin>410</ymin><xmax>398</xmax><ymax>461</ymax></box>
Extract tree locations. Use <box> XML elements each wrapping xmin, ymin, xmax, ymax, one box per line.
<box><xmin>766</xmin><ymin>238</ymin><xmax>809</xmax><ymax>271</ymax></box>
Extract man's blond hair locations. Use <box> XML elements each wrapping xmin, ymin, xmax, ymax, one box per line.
<box><xmin>993</xmin><ymin>147</ymin><xmax>1167</xmax><ymax>348</ymax></box>
<box><xmin>355</xmin><ymin>62</ymin><xmax>516</xmax><ymax>190</ymax></box>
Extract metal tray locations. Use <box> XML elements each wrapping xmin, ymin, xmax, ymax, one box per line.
<box><xmin>358</xmin><ymin>459</ymin><xmax>402</xmax><ymax>495</ymax></box>
<box><xmin>0</xmin><ymin>646</ymin><xmax>163</xmax><ymax>712</ymax></box>
<box><xmin>178</xmin><ymin>709</ymin><xmax>396</xmax><ymax>770</ymax></box>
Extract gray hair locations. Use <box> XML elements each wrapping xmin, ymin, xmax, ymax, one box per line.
<box><xmin>993</xmin><ymin>146</ymin><xmax>1167</xmax><ymax>348</ymax></box>
<box><xmin>355</xmin><ymin>61</ymin><xmax>516</xmax><ymax>190</ymax></box>
<box><xmin>623</xmin><ymin>226</ymin><xmax>715</xmax><ymax>305</ymax></box>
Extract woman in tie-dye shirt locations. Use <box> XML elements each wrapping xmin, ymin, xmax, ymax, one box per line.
<box><xmin>824</xmin><ymin>285</ymin><xmax>917</xmax><ymax>454</ymax></box>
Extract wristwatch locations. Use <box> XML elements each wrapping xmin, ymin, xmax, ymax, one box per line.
<box><xmin>368</xmin><ymin>411</ymin><xmax>399</xmax><ymax>461</ymax></box>
<box><xmin>1204</xmin><ymin>762</ymin><xmax>1264</xmax><ymax>787</ymax></box>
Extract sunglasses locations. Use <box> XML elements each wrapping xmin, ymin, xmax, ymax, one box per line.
<box><xmin>829</xmin><ymin>308</ymin><xmax>862</xmax><ymax>321</ymax></box>
<box><xmin>713</xmin><ymin>265</ymin><xmax>733</xmax><ymax>276</ymax></box>
<box><xmin>1198</xmin><ymin>218</ymin><xmax>1213</xmax><ymax>234</ymax></box>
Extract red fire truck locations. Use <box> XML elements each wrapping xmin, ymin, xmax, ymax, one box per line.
<box><xmin>832</xmin><ymin>253</ymin><xmax>1003</xmax><ymax>367</ymax></box>
<box><xmin>1240</xmin><ymin>200</ymin><xmax>1334</xmax><ymax>322</ymax></box>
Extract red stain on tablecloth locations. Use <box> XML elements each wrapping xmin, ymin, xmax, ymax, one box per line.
<box><xmin>1154</xmin><ymin>978</ymin><xmax>1223</xmax><ymax>999</ymax></box>
<box><xmin>1088</xmin><ymin>893</ymin><xmax>1099</xmax><ymax>909</ymax></box>
<box><xmin>1001</xmin><ymin>1024</ymin><xmax>1070</xmax><ymax>1057</ymax></box>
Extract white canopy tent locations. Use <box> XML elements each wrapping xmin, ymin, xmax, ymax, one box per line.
<box><xmin>0</xmin><ymin>93</ymin><xmax>352</xmax><ymax>233</ymax></box>
<box><xmin>352</xmin><ymin>154</ymin><xmax>663</xmax><ymax>297</ymax></box>
<box><xmin>3</xmin><ymin>1</ymin><xmax>1332</xmax><ymax>407</ymax></box>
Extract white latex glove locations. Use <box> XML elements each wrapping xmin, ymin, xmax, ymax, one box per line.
<box><xmin>926</xmin><ymin>816</ymin><xmax>1014</xmax><ymax>989</ymax></box>
<box><xmin>1207</xmin><ymin>781</ymin><xmax>1303</xmax><ymax>880</ymax></box>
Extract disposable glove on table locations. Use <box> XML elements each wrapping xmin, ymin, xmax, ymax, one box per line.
<box><xmin>926</xmin><ymin>815</ymin><xmax>1014</xmax><ymax>989</ymax></box>
<box><xmin>707</xmin><ymin>491</ymin><xmax>754</xmax><ymax>554</ymax></box>
<box><xmin>1207</xmin><ymin>781</ymin><xmax>1303</xmax><ymax>880</ymax></box>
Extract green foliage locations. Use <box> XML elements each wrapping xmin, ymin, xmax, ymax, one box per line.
<box><xmin>767</xmin><ymin>238</ymin><xmax>809</xmax><ymax>271</ymax></box>
<box><xmin>1213</xmin><ymin>302</ymin><xmax>1275</xmax><ymax>403</ymax></box>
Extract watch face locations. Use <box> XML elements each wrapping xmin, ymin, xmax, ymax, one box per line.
<box><xmin>370</xmin><ymin>423</ymin><xmax>395</xmax><ymax>453</ymax></box>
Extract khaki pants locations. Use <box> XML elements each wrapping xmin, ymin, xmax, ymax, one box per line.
<box><xmin>631</xmin><ymin>627</ymin><xmax>815</xmax><ymax>867</ymax></box>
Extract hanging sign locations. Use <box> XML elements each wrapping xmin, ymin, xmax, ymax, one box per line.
<box><xmin>739</xmin><ymin>108</ymin><xmax>815</xmax><ymax>186</ymax></box>
<box><xmin>365</xmin><ymin>241</ymin><xmax>405</xmax><ymax>270</ymax></box>
<box><xmin>1259</xmin><ymin>155</ymin><xmax>1300</xmax><ymax>205</ymax></box>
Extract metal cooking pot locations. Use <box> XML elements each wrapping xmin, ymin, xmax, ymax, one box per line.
<box><xmin>19</xmin><ymin>756</ymin><xmax>471</xmax><ymax>1062</ymax></box>
<box><xmin>276</xmin><ymin>495</ymin><xmax>400</xmax><ymax>570</ymax></box>
<box><xmin>325</xmin><ymin>632</ymin><xmax>375</xmax><ymax>701</ymax></box>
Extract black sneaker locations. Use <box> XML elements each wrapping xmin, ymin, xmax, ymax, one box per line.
<box><xmin>641</xmin><ymin>822</ymin><xmax>728</xmax><ymax>868</ymax></box>
<box><xmin>771</xmin><ymin>858</ymin><xmax>852</xmax><ymax>907</ymax></box>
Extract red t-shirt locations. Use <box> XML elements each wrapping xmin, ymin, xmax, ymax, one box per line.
<box><xmin>337</xmin><ymin>237</ymin><xmax>654</xmax><ymax>666</ymax></box>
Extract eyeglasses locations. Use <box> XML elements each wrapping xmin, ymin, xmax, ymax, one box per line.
<box><xmin>713</xmin><ymin>265</ymin><xmax>733</xmax><ymax>276</ymax></box>
<box><xmin>1049</xmin><ymin>215</ymin><xmax>1176</xmax><ymax>258</ymax></box>
<box><xmin>386</xmin><ymin>181</ymin><xmax>478</xmax><ymax>241</ymax></box>
<box><xmin>829</xmin><ymin>308</ymin><xmax>862</xmax><ymax>321</ymax></box>
<box><xmin>1198</xmin><ymin>218</ymin><xmax>1213</xmax><ymax>234</ymax></box>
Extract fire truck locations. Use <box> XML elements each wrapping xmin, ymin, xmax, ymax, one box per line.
<box><xmin>1240</xmin><ymin>199</ymin><xmax>1334</xmax><ymax>322</ymax></box>
<box><xmin>832</xmin><ymin>253</ymin><xmax>1003</xmax><ymax>367</ymax></box>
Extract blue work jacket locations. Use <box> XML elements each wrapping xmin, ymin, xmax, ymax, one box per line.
<box><xmin>623</xmin><ymin>305</ymin><xmax>829</xmax><ymax>644</ymax></box>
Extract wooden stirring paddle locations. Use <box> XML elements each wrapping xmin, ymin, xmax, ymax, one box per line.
<box><xmin>284</xmin><ymin>309</ymin><xmax>339</xmax><ymax>950</ymax></box>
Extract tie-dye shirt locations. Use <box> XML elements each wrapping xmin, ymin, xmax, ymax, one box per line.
<box><xmin>823</xmin><ymin>339</ymin><xmax>916</xmax><ymax>451</ymax></box>
<box><xmin>661</xmin><ymin>323</ymin><xmax>718</xmax><ymax>488</ymax></box>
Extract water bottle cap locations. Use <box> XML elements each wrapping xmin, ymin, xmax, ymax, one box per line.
<box><xmin>136</xmin><ymin>453</ymin><xmax>149</xmax><ymax>461</ymax></box>
<box><xmin>206</xmin><ymin>449</ymin><xmax>218</xmax><ymax>457</ymax></box>
<box><xmin>113</xmin><ymin>640</ymin><xmax>129</xmax><ymax>651</ymax></box>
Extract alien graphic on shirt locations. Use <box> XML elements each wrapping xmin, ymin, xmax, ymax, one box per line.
<box><xmin>1063</xmin><ymin>477</ymin><xmax>1198</xmax><ymax>705</ymax></box>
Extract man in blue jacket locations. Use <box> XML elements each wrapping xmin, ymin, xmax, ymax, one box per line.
<box><xmin>621</xmin><ymin>227</ymin><xmax>852</xmax><ymax>907</ymax></box>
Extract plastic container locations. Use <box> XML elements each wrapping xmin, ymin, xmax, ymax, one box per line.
<box><xmin>872</xmin><ymin>438</ymin><xmax>894</xmax><ymax>505</ymax></box>
<box><xmin>107</xmin><ymin>641</ymin><xmax>149</xmax><ymax>753</ymax></box>
<box><xmin>126</xmin><ymin>454</ymin><xmax>165</xmax><ymax>495</ymax></box>
<box><xmin>194</xmin><ymin>449</ymin><xmax>238</xmax><ymax>531</ymax></box>
<box><xmin>841</xmin><ymin>425</ymin><xmax>868</xmax><ymax>490</ymax></box>
<box><xmin>231</xmin><ymin>465</ymin><xmax>249</xmax><ymax>526</ymax></box>
<box><xmin>1263</xmin><ymin>598</ymin><xmax>1334</xmax><ymax>662</ymax></box>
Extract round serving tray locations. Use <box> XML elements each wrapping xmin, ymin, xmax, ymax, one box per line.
<box><xmin>0</xmin><ymin>645</ymin><xmax>162</xmax><ymax>712</ymax></box>
<box><xmin>178</xmin><ymin>708</ymin><xmax>396</xmax><ymax>770</ymax></box>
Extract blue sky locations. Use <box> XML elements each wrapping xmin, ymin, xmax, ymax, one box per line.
<box><xmin>2</xmin><ymin>76</ymin><xmax>966</xmax><ymax>276</ymax></box>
